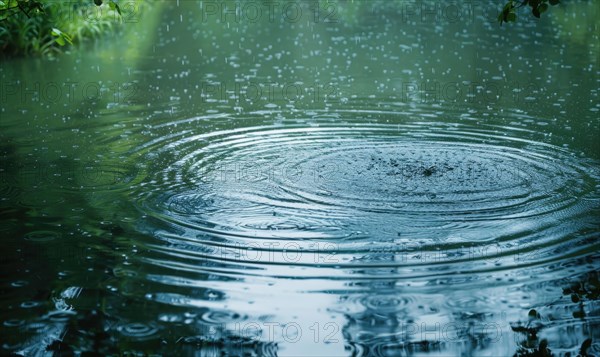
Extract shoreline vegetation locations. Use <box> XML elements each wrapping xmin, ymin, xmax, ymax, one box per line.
<box><xmin>0</xmin><ymin>0</ymin><xmax>140</xmax><ymax>57</ymax></box>
<box><xmin>0</xmin><ymin>0</ymin><xmax>562</xmax><ymax>58</ymax></box>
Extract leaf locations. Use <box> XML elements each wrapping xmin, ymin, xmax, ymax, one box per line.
<box><xmin>539</xmin><ymin>3</ymin><xmax>549</xmax><ymax>14</ymax></box>
<box><xmin>109</xmin><ymin>0</ymin><xmax>121</xmax><ymax>15</ymax></box>
<box><xmin>94</xmin><ymin>0</ymin><xmax>102</xmax><ymax>6</ymax></box>
<box><xmin>50</xmin><ymin>28</ymin><xmax>73</xmax><ymax>46</ymax></box>
<box><xmin>549</xmin><ymin>0</ymin><xmax>560</xmax><ymax>5</ymax></box>
<box><xmin>532</xmin><ymin>7</ymin><xmax>541</xmax><ymax>18</ymax></box>
<box><xmin>63</xmin><ymin>34</ymin><xmax>72</xmax><ymax>45</ymax></box>
<box><xmin>31</xmin><ymin>0</ymin><xmax>44</xmax><ymax>12</ymax></box>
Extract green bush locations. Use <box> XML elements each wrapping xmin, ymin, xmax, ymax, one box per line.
<box><xmin>0</xmin><ymin>0</ymin><xmax>126</xmax><ymax>57</ymax></box>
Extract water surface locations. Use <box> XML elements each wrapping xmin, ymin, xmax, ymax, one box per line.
<box><xmin>1</xmin><ymin>1</ymin><xmax>599</xmax><ymax>356</ymax></box>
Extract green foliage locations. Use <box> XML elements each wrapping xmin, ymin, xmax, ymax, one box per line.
<box><xmin>499</xmin><ymin>0</ymin><xmax>561</xmax><ymax>25</ymax></box>
<box><xmin>0</xmin><ymin>3</ymin><xmax>56</xmax><ymax>56</ymax></box>
<box><xmin>0</xmin><ymin>0</ymin><xmax>45</xmax><ymax>21</ymax></box>
<box><xmin>91</xmin><ymin>0</ymin><xmax>121</xmax><ymax>15</ymax></box>
<box><xmin>0</xmin><ymin>0</ymin><xmax>124</xmax><ymax>57</ymax></box>
<box><xmin>50</xmin><ymin>27</ymin><xmax>72</xmax><ymax>46</ymax></box>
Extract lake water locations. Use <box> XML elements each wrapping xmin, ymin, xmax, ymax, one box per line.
<box><xmin>1</xmin><ymin>1</ymin><xmax>599</xmax><ymax>356</ymax></box>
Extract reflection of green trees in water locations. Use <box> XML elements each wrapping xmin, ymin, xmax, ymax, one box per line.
<box><xmin>565</xmin><ymin>270</ymin><xmax>600</xmax><ymax>320</ymax></box>
<box><xmin>336</xmin><ymin>271</ymin><xmax>598</xmax><ymax>357</ymax></box>
<box><xmin>511</xmin><ymin>271</ymin><xmax>599</xmax><ymax>357</ymax></box>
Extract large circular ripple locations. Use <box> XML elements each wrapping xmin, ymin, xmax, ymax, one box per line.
<box><xmin>129</xmin><ymin>116</ymin><xmax>600</xmax><ymax>280</ymax></box>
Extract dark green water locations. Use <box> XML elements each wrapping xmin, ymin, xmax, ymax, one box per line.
<box><xmin>1</xmin><ymin>1</ymin><xmax>599</xmax><ymax>356</ymax></box>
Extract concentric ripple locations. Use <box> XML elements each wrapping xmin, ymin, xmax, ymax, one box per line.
<box><xmin>130</xmin><ymin>113</ymin><xmax>600</xmax><ymax>280</ymax></box>
<box><xmin>116</xmin><ymin>322</ymin><xmax>159</xmax><ymax>340</ymax></box>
